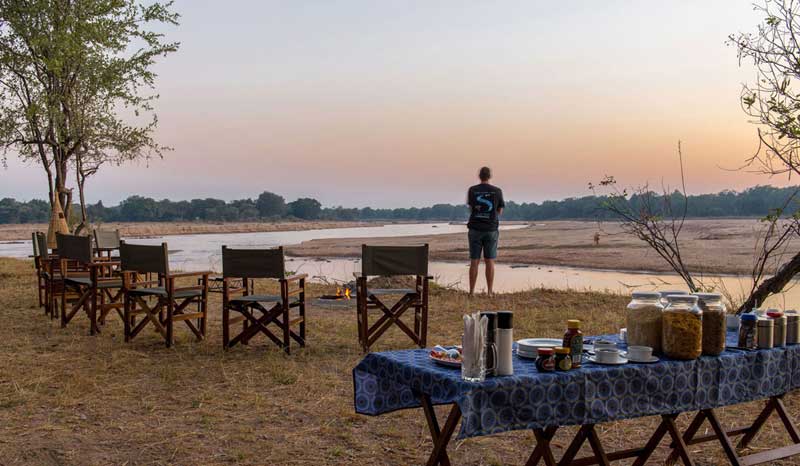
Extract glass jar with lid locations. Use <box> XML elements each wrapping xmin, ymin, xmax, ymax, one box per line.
<box><xmin>693</xmin><ymin>292</ymin><xmax>727</xmax><ymax>356</ymax></box>
<box><xmin>659</xmin><ymin>290</ymin><xmax>688</xmax><ymax>307</ymax></box>
<box><xmin>626</xmin><ymin>291</ymin><xmax>664</xmax><ymax>352</ymax></box>
<box><xmin>662</xmin><ymin>294</ymin><xmax>703</xmax><ymax>360</ymax></box>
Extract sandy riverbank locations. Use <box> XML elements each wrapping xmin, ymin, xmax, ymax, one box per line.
<box><xmin>287</xmin><ymin>219</ymin><xmax>778</xmax><ymax>276</ymax></box>
<box><xmin>0</xmin><ymin>220</ymin><xmax>381</xmax><ymax>241</ymax></box>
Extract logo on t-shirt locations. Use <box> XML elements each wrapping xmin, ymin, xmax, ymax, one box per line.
<box><xmin>473</xmin><ymin>192</ymin><xmax>496</xmax><ymax>219</ymax></box>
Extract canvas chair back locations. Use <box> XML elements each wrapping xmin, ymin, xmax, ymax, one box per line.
<box><xmin>94</xmin><ymin>229</ymin><xmax>121</xmax><ymax>250</ymax></box>
<box><xmin>222</xmin><ymin>246</ymin><xmax>285</xmax><ymax>279</ymax></box>
<box><xmin>361</xmin><ymin>244</ymin><xmax>428</xmax><ymax>277</ymax></box>
<box><xmin>35</xmin><ymin>232</ymin><xmax>48</xmax><ymax>258</ymax></box>
<box><xmin>56</xmin><ymin>233</ymin><xmax>93</xmax><ymax>264</ymax></box>
<box><xmin>119</xmin><ymin>242</ymin><xmax>169</xmax><ymax>275</ymax></box>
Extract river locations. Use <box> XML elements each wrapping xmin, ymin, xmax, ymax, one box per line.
<box><xmin>1</xmin><ymin>222</ymin><xmax>797</xmax><ymax>307</ymax></box>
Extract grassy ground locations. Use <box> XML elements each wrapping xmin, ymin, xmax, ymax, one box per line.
<box><xmin>0</xmin><ymin>257</ymin><xmax>799</xmax><ymax>465</ymax></box>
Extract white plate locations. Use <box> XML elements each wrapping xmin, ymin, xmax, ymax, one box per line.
<box><xmin>623</xmin><ymin>354</ymin><xmax>659</xmax><ymax>364</ymax></box>
<box><xmin>517</xmin><ymin>338</ymin><xmax>562</xmax><ymax>351</ymax></box>
<box><xmin>430</xmin><ymin>355</ymin><xmax>461</xmax><ymax>368</ymax></box>
<box><xmin>587</xmin><ymin>355</ymin><xmax>628</xmax><ymax>365</ymax></box>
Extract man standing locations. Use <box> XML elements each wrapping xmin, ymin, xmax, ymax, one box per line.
<box><xmin>467</xmin><ymin>166</ymin><xmax>504</xmax><ymax>297</ymax></box>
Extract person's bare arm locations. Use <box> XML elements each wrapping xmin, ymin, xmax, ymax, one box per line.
<box><xmin>497</xmin><ymin>207</ymin><xmax>503</xmax><ymax>216</ymax></box>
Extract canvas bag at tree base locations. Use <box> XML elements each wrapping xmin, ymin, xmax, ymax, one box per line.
<box><xmin>46</xmin><ymin>196</ymin><xmax>70</xmax><ymax>249</ymax></box>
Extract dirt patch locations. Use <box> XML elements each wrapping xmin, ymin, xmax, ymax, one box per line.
<box><xmin>288</xmin><ymin>219</ymin><xmax>788</xmax><ymax>275</ymax></box>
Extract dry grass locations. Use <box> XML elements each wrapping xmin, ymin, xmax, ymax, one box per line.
<box><xmin>0</xmin><ymin>257</ymin><xmax>799</xmax><ymax>465</ymax></box>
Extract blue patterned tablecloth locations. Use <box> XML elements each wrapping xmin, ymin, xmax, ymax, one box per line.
<box><xmin>353</xmin><ymin>332</ymin><xmax>800</xmax><ymax>439</ymax></box>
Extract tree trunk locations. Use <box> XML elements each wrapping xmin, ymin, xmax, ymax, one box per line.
<box><xmin>739</xmin><ymin>251</ymin><xmax>800</xmax><ymax>313</ymax></box>
<box><xmin>74</xmin><ymin>156</ymin><xmax>88</xmax><ymax>235</ymax></box>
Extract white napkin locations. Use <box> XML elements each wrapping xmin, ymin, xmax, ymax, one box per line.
<box><xmin>462</xmin><ymin>312</ymin><xmax>487</xmax><ymax>379</ymax></box>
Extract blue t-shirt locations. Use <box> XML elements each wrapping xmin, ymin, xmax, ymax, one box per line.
<box><xmin>467</xmin><ymin>183</ymin><xmax>504</xmax><ymax>231</ymax></box>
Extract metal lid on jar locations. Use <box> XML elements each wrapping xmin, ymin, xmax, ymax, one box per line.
<box><xmin>537</xmin><ymin>347</ymin><xmax>554</xmax><ymax>356</ymax></box>
<box><xmin>632</xmin><ymin>291</ymin><xmax>662</xmax><ymax>300</ymax></box>
<box><xmin>692</xmin><ymin>292</ymin><xmax>722</xmax><ymax>302</ymax></box>
<box><xmin>665</xmin><ymin>294</ymin><xmax>699</xmax><ymax>304</ymax></box>
<box><xmin>554</xmin><ymin>347</ymin><xmax>570</xmax><ymax>354</ymax></box>
<box><xmin>659</xmin><ymin>290</ymin><xmax>688</xmax><ymax>297</ymax></box>
<box><xmin>741</xmin><ymin>313</ymin><xmax>758</xmax><ymax>322</ymax></box>
<box><xmin>785</xmin><ymin>310</ymin><xmax>799</xmax><ymax>322</ymax></box>
<box><xmin>566</xmin><ymin>319</ymin><xmax>581</xmax><ymax>329</ymax></box>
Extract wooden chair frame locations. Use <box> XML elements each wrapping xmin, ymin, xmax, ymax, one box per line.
<box><xmin>55</xmin><ymin>233</ymin><xmax>124</xmax><ymax>335</ymax></box>
<box><xmin>221</xmin><ymin>246</ymin><xmax>307</xmax><ymax>354</ymax></box>
<box><xmin>356</xmin><ymin>244</ymin><xmax>431</xmax><ymax>352</ymax></box>
<box><xmin>120</xmin><ymin>242</ymin><xmax>210</xmax><ymax>348</ymax></box>
<box><xmin>31</xmin><ymin>232</ymin><xmax>45</xmax><ymax>308</ymax></box>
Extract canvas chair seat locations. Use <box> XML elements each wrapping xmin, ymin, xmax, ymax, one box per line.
<box><xmin>64</xmin><ymin>276</ymin><xmax>122</xmax><ymax>289</ymax></box>
<box><xmin>128</xmin><ymin>286</ymin><xmax>202</xmax><ymax>299</ymax></box>
<box><xmin>229</xmin><ymin>294</ymin><xmax>282</xmax><ymax>304</ymax></box>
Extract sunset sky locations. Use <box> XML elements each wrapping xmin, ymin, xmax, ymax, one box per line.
<box><xmin>0</xmin><ymin>1</ymin><xmax>787</xmax><ymax>208</ymax></box>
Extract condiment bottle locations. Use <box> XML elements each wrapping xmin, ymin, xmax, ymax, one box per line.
<box><xmin>495</xmin><ymin>311</ymin><xmax>514</xmax><ymax>376</ymax></box>
<box><xmin>757</xmin><ymin>318</ymin><xmax>774</xmax><ymax>349</ymax></box>
<box><xmin>563</xmin><ymin>320</ymin><xmax>583</xmax><ymax>368</ymax></box>
<box><xmin>786</xmin><ymin>311</ymin><xmax>800</xmax><ymax>345</ymax></box>
<box><xmin>535</xmin><ymin>348</ymin><xmax>555</xmax><ymax>372</ymax></box>
<box><xmin>739</xmin><ymin>314</ymin><xmax>757</xmax><ymax>349</ymax></box>
<box><xmin>767</xmin><ymin>310</ymin><xmax>787</xmax><ymax>348</ymax></box>
<box><xmin>480</xmin><ymin>312</ymin><xmax>497</xmax><ymax>377</ymax></box>
<box><xmin>554</xmin><ymin>347</ymin><xmax>572</xmax><ymax>371</ymax></box>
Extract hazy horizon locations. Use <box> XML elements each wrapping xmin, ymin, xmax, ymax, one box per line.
<box><xmin>0</xmin><ymin>1</ymin><xmax>792</xmax><ymax>208</ymax></box>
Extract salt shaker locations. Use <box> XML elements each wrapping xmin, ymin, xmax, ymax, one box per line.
<box><xmin>496</xmin><ymin>311</ymin><xmax>514</xmax><ymax>376</ymax></box>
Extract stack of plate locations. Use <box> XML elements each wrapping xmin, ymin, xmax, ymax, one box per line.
<box><xmin>516</xmin><ymin>338</ymin><xmax>562</xmax><ymax>359</ymax></box>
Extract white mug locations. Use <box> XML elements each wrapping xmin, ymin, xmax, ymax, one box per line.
<box><xmin>596</xmin><ymin>348</ymin><xmax>623</xmax><ymax>363</ymax></box>
<box><xmin>626</xmin><ymin>346</ymin><xmax>652</xmax><ymax>361</ymax></box>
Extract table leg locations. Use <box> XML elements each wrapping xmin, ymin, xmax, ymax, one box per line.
<box><xmin>419</xmin><ymin>394</ymin><xmax>461</xmax><ymax>466</ymax></box>
<box><xmin>702</xmin><ymin>409</ymin><xmax>742</xmax><ymax>465</ymax></box>
<box><xmin>738</xmin><ymin>399</ymin><xmax>775</xmax><ymax>448</ymax></box>
<box><xmin>665</xmin><ymin>411</ymin><xmax>706</xmax><ymax>464</ymax></box>
<box><xmin>558</xmin><ymin>424</ymin><xmax>592</xmax><ymax>466</ymax></box>
<box><xmin>585</xmin><ymin>425</ymin><xmax>611</xmax><ymax>466</ymax></box>
<box><xmin>663</xmin><ymin>414</ymin><xmax>695</xmax><ymax>466</ymax></box>
<box><xmin>631</xmin><ymin>415</ymin><xmax>671</xmax><ymax>466</ymax></box>
<box><xmin>774</xmin><ymin>395</ymin><xmax>800</xmax><ymax>444</ymax></box>
<box><xmin>526</xmin><ymin>426</ymin><xmax>559</xmax><ymax>466</ymax></box>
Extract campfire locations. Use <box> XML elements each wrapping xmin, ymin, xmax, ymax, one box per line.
<box><xmin>319</xmin><ymin>285</ymin><xmax>353</xmax><ymax>301</ymax></box>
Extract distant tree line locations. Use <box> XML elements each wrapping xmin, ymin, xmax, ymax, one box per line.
<box><xmin>0</xmin><ymin>185</ymin><xmax>797</xmax><ymax>224</ymax></box>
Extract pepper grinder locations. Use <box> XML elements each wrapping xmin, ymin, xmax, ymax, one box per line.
<box><xmin>496</xmin><ymin>311</ymin><xmax>514</xmax><ymax>376</ymax></box>
<box><xmin>480</xmin><ymin>312</ymin><xmax>497</xmax><ymax>377</ymax></box>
